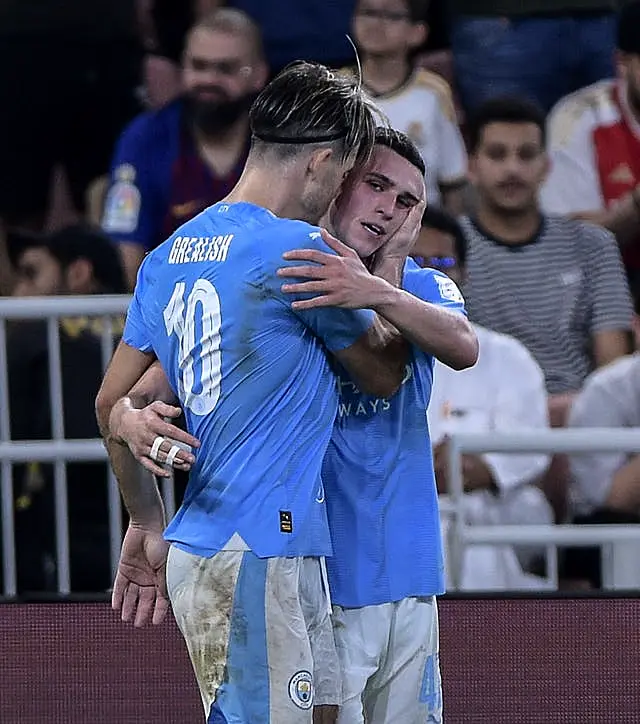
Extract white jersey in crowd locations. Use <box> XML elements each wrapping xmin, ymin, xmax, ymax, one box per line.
<box><xmin>568</xmin><ymin>353</ymin><xmax>640</xmax><ymax>517</ymax></box>
<box><xmin>540</xmin><ymin>78</ymin><xmax>640</xmax><ymax>216</ymax></box>
<box><xmin>428</xmin><ymin>323</ymin><xmax>554</xmax><ymax>590</ymax></box>
<box><xmin>342</xmin><ymin>67</ymin><xmax>467</xmax><ymax>206</ymax></box>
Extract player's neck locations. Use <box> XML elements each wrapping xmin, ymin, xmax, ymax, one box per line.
<box><xmin>474</xmin><ymin>203</ymin><xmax>543</xmax><ymax>245</ymax></box>
<box><xmin>224</xmin><ymin>166</ymin><xmax>308</xmax><ymax>220</ymax></box>
<box><xmin>361</xmin><ymin>55</ymin><xmax>412</xmax><ymax>96</ymax></box>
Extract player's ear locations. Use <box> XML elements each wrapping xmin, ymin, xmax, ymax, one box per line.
<box><xmin>307</xmin><ymin>147</ymin><xmax>334</xmax><ymax>177</ymax></box>
<box><xmin>409</xmin><ymin>21</ymin><xmax>428</xmax><ymax>50</ymax></box>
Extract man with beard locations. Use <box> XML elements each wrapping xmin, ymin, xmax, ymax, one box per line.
<box><xmin>102</xmin><ymin>8</ymin><xmax>268</xmax><ymax>289</ymax></box>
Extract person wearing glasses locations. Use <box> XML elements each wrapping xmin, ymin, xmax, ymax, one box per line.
<box><xmin>102</xmin><ymin>8</ymin><xmax>268</xmax><ymax>290</ymax></box>
<box><xmin>413</xmin><ymin>207</ymin><xmax>555</xmax><ymax>589</ymax></box>
<box><xmin>342</xmin><ymin>0</ymin><xmax>468</xmax><ymax>215</ymax></box>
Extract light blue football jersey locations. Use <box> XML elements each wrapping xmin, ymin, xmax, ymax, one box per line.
<box><xmin>123</xmin><ymin>201</ymin><xmax>375</xmax><ymax>559</ymax></box>
<box><xmin>323</xmin><ymin>259</ymin><xmax>466</xmax><ymax>607</ymax></box>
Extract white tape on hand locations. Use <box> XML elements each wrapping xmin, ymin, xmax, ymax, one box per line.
<box><xmin>150</xmin><ymin>436</ymin><xmax>165</xmax><ymax>462</ymax></box>
<box><xmin>165</xmin><ymin>445</ymin><xmax>181</xmax><ymax>468</ymax></box>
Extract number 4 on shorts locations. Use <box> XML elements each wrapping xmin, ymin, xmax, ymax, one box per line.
<box><xmin>420</xmin><ymin>652</ymin><xmax>442</xmax><ymax>713</ymax></box>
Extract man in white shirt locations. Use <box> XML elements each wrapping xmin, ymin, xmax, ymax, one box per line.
<box><xmin>415</xmin><ymin>207</ymin><xmax>554</xmax><ymax>589</ymax></box>
<box><xmin>565</xmin><ymin>352</ymin><xmax>640</xmax><ymax>588</ymax></box>
<box><xmin>540</xmin><ymin>2</ymin><xmax>640</xmax><ymax>297</ymax></box>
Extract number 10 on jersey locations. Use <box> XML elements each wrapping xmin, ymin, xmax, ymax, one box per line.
<box><xmin>163</xmin><ymin>279</ymin><xmax>222</xmax><ymax>416</ymax></box>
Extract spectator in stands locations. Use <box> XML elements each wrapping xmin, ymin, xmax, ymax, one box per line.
<box><xmin>462</xmin><ymin>97</ymin><xmax>633</xmax><ymax>428</ymax></box>
<box><xmin>102</xmin><ymin>8</ymin><xmax>268</xmax><ymax>290</ymax></box>
<box><xmin>541</xmin><ymin>2</ymin><xmax>640</xmax><ymax>303</ymax></box>
<box><xmin>7</xmin><ymin>226</ymin><xmax>126</xmax><ymax>594</ymax></box>
<box><xmin>0</xmin><ymin>0</ymin><xmax>142</xmax><ymax>233</ymax></box>
<box><xmin>346</xmin><ymin>0</ymin><xmax>467</xmax><ymax>214</ymax></box>
<box><xmin>147</xmin><ymin>0</ymin><xmax>357</xmax><ymax>90</ymax></box>
<box><xmin>462</xmin><ymin>96</ymin><xmax>634</xmax><ymax>521</ymax></box>
<box><xmin>11</xmin><ymin>229</ymin><xmax>125</xmax><ymax>299</ymax></box>
<box><xmin>565</xmin><ymin>352</ymin><xmax>640</xmax><ymax>588</ymax></box>
<box><xmin>416</xmin><ymin>208</ymin><xmax>553</xmax><ymax>588</ymax></box>
<box><xmin>450</xmin><ymin>0</ymin><xmax>619</xmax><ymax>115</ymax></box>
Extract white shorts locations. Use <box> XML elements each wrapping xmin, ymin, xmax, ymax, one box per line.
<box><xmin>332</xmin><ymin>596</ymin><xmax>442</xmax><ymax>724</ymax></box>
<box><xmin>167</xmin><ymin>545</ymin><xmax>340</xmax><ymax>723</ymax></box>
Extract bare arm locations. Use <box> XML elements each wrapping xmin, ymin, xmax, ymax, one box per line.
<box><xmin>605</xmin><ymin>455</ymin><xmax>640</xmax><ymax>513</ymax></box>
<box><xmin>366</xmin><ymin>279</ymin><xmax>478</xmax><ymax>371</ymax></box>
<box><xmin>95</xmin><ymin>340</ymin><xmax>164</xmax><ymax>527</ymax></box>
<box><xmin>572</xmin><ymin>188</ymin><xmax>640</xmax><ymax>246</ymax></box>
<box><xmin>119</xmin><ymin>243</ymin><xmax>146</xmax><ymax>292</ymax></box>
<box><xmin>109</xmin><ymin>362</ymin><xmax>199</xmax><ymax>477</ymax></box>
<box><xmin>548</xmin><ymin>392</ymin><xmax>577</xmax><ymax>428</ymax></box>
<box><xmin>333</xmin><ymin>317</ymin><xmax>408</xmax><ymax>399</ymax></box>
<box><xmin>593</xmin><ymin>329</ymin><xmax>632</xmax><ymax>369</ymax></box>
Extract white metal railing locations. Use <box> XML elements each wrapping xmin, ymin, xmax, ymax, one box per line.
<box><xmin>3</xmin><ymin>297</ymin><xmax>640</xmax><ymax>595</ymax></box>
<box><xmin>0</xmin><ymin>295</ymin><xmax>176</xmax><ymax>598</ymax></box>
<box><xmin>445</xmin><ymin>430</ymin><xmax>640</xmax><ymax>590</ymax></box>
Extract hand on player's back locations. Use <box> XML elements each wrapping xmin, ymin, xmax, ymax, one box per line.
<box><xmin>277</xmin><ymin>228</ymin><xmax>382</xmax><ymax>310</ymax></box>
<box><xmin>113</xmin><ymin>524</ymin><xmax>170</xmax><ymax>627</ymax></box>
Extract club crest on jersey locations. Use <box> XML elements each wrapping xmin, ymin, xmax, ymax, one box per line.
<box><xmin>434</xmin><ymin>275</ymin><xmax>463</xmax><ymax>304</ymax></box>
<box><xmin>288</xmin><ymin>671</ymin><xmax>313</xmax><ymax>710</ymax></box>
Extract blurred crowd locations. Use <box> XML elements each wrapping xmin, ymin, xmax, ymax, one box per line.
<box><xmin>2</xmin><ymin>0</ymin><xmax>640</xmax><ymax>594</ymax></box>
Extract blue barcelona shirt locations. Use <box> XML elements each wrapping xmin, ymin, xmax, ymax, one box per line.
<box><xmin>323</xmin><ymin>259</ymin><xmax>466</xmax><ymax>607</ymax></box>
<box><xmin>102</xmin><ymin>99</ymin><xmax>249</xmax><ymax>253</ymax></box>
<box><xmin>123</xmin><ymin>202</ymin><xmax>375</xmax><ymax>559</ymax></box>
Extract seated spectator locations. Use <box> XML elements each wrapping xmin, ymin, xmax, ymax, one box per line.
<box><xmin>7</xmin><ymin>226</ymin><xmax>126</xmax><ymax>593</ymax></box>
<box><xmin>144</xmin><ymin>0</ymin><xmax>360</xmax><ymax>105</ymax></box>
<box><xmin>540</xmin><ymin>2</ymin><xmax>640</xmax><ymax>300</ymax></box>
<box><xmin>449</xmin><ymin>0</ymin><xmax>618</xmax><ymax>115</ymax></box>
<box><xmin>344</xmin><ymin>0</ymin><xmax>467</xmax><ymax>214</ymax></box>
<box><xmin>417</xmin><ymin>209</ymin><xmax>553</xmax><ymax>589</ymax></box>
<box><xmin>102</xmin><ymin>8</ymin><xmax>268</xmax><ymax>289</ymax></box>
<box><xmin>565</xmin><ymin>352</ymin><xmax>640</xmax><ymax>588</ymax></box>
<box><xmin>461</xmin><ymin>96</ymin><xmax>634</xmax><ymax>519</ymax></box>
<box><xmin>11</xmin><ymin>228</ymin><xmax>125</xmax><ymax>298</ymax></box>
<box><xmin>462</xmin><ymin>97</ymin><xmax>633</xmax><ymax>425</ymax></box>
